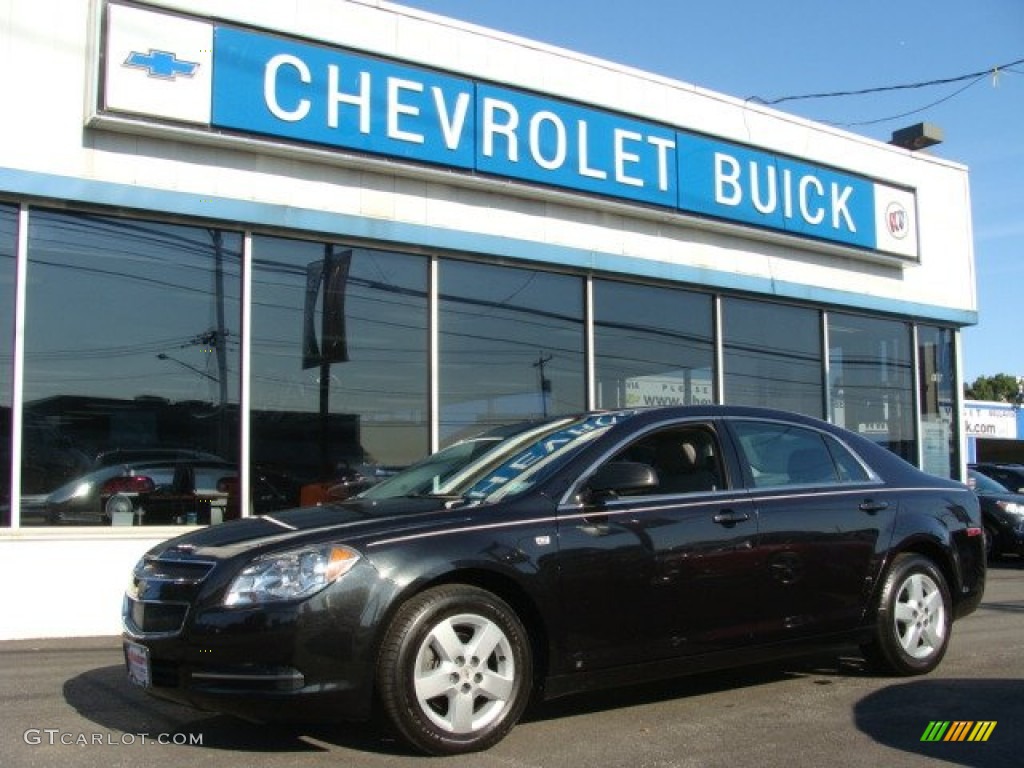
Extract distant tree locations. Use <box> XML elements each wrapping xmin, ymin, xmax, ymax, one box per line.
<box><xmin>964</xmin><ymin>373</ymin><xmax>1022</xmax><ymax>403</ymax></box>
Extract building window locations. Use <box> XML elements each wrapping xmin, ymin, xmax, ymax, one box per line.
<box><xmin>918</xmin><ymin>325</ymin><xmax>958</xmax><ymax>478</ymax></box>
<box><xmin>438</xmin><ymin>260</ymin><xmax>584</xmax><ymax>445</ymax></box>
<box><xmin>828</xmin><ymin>312</ymin><xmax>915</xmax><ymax>462</ymax></box>
<box><xmin>3</xmin><ymin>206</ymin><xmax>960</xmax><ymax>523</ymax></box>
<box><xmin>250</xmin><ymin>238</ymin><xmax>429</xmax><ymax>509</ymax></box>
<box><xmin>0</xmin><ymin>205</ymin><xmax>15</xmax><ymax>526</ymax></box>
<box><xmin>593</xmin><ymin>279</ymin><xmax>714</xmax><ymax>409</ymax></box>
<box><xmin>20</xmin><ymin>210</ymin><xmax>241</xmax><ymax>526</ymax></box>
<box><xmin>722</xmin><ymin>297</ymin><xmax>824</xmax><ymax>417</ymax></box>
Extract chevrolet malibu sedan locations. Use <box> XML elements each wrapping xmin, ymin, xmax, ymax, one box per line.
<box><xmin>122</xmin><ymin>406</ymin><xmax>986</xmax><ymax>755</ymax></box>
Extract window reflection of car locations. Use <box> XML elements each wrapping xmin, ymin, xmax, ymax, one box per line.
<box><xmin>966</xmin><ymin>469</ymin><xmax>1024</xmax><ymax>560</ymax></box>
<box><xmin>24</xmin><ymin>459</ymin><xmax>238</xmax><ymax>526</ymax></box>
<box><xmin>21</xmin><ymin>456</ymin><xmax>301</xmax><ymax>526</ymax></box>
<box><xmin>225</xmin><ymin>466</ymin><xmax>303</xmax><ymax>519</ymax></box>
<box><xmin>299</xmin><ymin>460</ymin><xmax>375</xmax><ymax>507</ymax></box>
<box><xmin>92</xmin><ymin>448</ymin><xmax>223</xmax><ymax>468</ymax></box>
<box><xmin>19</xmin><ymin>417</ymin><xmax>91</xmax><ymax>496</ymax></box>
<box><xmin>123</xmin><ymin>406</ymin><xmax>986</xmax><ymax>755</ymax></box>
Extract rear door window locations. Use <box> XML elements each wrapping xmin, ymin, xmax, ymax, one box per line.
<box><xmin>730</xmin><ymin>420</ymin><xmax>867</xmax><ymax>488</ymax></box>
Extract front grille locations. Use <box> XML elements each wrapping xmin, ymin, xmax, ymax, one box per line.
<box><xmin>124</xmin><ymin>552</ymin><xmax>217</xmax><ymax>636</ymax></box>
<box><xmin>138</xmin><ymin>558</ymin><xmax>216</xmax><ymax>583</ymax></box>
<box><xmin>126</xmin><ymin>598</ymin><xmax>189</xmax><ymax>634</ymax></box>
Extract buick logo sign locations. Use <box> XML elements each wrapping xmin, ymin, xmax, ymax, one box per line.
<box><xmin>885</xmin><ymin>202</ymin><xmax>910</xmax><ymax>239</ymax></box>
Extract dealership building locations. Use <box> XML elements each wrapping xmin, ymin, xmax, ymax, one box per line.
<box><xmin>0</xmin><ymin>0</ymin><xmax>976</xmax><ymax>638</ymax></box>
<box><xmin>965</xmin><ymin>400</ymin><xmax>1024</xmax><ymax>464</ymax></box>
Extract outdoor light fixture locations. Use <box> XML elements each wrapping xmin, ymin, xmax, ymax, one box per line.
<box><xmin>889</xmin><ymin>122</ymin><xmax>944</xmax><ymax>151</ymax></box>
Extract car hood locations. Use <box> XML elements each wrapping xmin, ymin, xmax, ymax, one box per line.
<box><xmin>151</xmin><ymin>496</ymin><xmax>464</xmax><ymax>558</ymax></box>
<box><xmin>977</xmin><ymin>489</ymin><xmax>1024</xmax><ymax>505</ymax></box>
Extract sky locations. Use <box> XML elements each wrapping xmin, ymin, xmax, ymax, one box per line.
<box><xmin>392</xmin><ymin>0</ymin><xmax>1023</xmax><ymax>385</ymax></box>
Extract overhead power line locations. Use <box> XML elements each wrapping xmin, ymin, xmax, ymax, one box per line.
<box><xmin>750</xmin><ymin>56</ymin><xmax>1024</xmax><ymax>106</ymax></box>
<box><xmin>839</xmin><ymin>78</ymin><xmax>984</xmax><ymax>127</ymax></box>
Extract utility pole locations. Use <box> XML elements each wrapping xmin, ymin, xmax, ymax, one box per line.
<box><xmin>533</xmin><ymin>353</ymin><xmax>552</xmax><ymax>417</ymax></box>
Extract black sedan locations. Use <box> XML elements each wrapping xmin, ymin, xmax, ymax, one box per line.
<box><xmin>967</xmin><ymin>469</ymin><xmax>1024</xmax><ymax>559</ymax></box>
<box><xmin>122</xmin><ymin>406</ymin><xmax>986</xmax><ymax>755</ymax></box>
<box><xmin>970</xmin><ymin>461</ymin><xmax>1024</xmax><ymax>494</ymax></box>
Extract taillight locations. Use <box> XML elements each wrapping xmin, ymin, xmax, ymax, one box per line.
<box><xmin>101</xmin><ymin>475</ymin><xmax>156</xmax><ymax>495</ymax></box>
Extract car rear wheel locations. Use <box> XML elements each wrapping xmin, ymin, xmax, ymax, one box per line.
<box><xmin>861</xmin><ymin>553</ymin><xmax>951</xmax><ymax>675</ymax></box>
<box><xmin>376</xmin><ymin>584</ymin><xmax>532</xmax><ymax>755</ymax></box>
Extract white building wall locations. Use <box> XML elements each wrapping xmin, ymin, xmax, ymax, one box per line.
<box><xmin>0</xmin><ymin>534</ymin><xmax>164</xmax><ymax>638</ymax></box>
<box><xmin>0</xmin><ymin>0</ymin><xmax>977</xmax><ymax>638</ymax></box>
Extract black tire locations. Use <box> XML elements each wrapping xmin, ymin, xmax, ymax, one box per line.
<box><xmin>860</xmin><ymin>553</ymin><xmax>952</xmax><ymax>675</ymax></box>
<box><xmin>984</xmin><ymin>524</ymin><xmax>1001</xmax><ymax>561</ymax></box>
<box><xmin>376</xmin><ymin>584</ymin><xmax>533</xmax><ymax>755</ymax></box>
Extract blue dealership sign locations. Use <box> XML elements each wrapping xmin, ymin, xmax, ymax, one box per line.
<box><xmin>104</xmin><ymin>4</ymin><xmax>919</xmax><ymax>260</ymax></box>
<box><xmin>475</xmin><ymin>85</ymin><xmax>677</xmax><ymax>208</ymax></box>
<box><xmin>676</xmin><ymin>133</ymin><xmax>877</xmax><ymax>249</ymax></box>
<box><xmin>213</xmin><ymin>27</ymin><xmax>476</xmax><ymax>169</ymax></box>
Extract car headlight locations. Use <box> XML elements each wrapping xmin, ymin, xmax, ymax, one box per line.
<box><xmin>995</xmin><ymin>500</ymin><xmax>1024</xmax><ymax>516</ymax></box>
<box><xmin>223</xmin><ymin>545</ymin><xmax>360</xmax><ymax>606</ymax></box>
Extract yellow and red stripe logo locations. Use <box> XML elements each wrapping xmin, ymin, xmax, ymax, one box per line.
<box><xmin>921</xmin><ymin>721</ymin><xmax>997</xmax><ymax>742</ymax></box>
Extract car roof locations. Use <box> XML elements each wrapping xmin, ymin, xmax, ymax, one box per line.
<box><xmin>564</xmin><ymin>405</ymin><xmax>931</xmax><ymax>484</ymax></box>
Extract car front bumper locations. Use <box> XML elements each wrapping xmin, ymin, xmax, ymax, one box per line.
<box><xmin>122</xmin><ymin>564</ymin><xmax>384</xmax><ymax>723</ymax></box>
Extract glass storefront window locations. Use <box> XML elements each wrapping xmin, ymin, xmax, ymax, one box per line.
<box><xmin>439</xmin><ymin>260</ymin><xmax>585</xmax><ymax>445</ymax></box>
<box><xmin>250</xmin><ymin>239</ymin><xmax>428</xmax><ymax>509</ymax></box>
<box><xmin>828</xmin><ymin>313</ymin><xmax>915</xmax><ymax>462</ymax></box>
<box><xmin>1</xmin><ymin>206</ymin><xmax>958</xmax><ymax>521</ymax></box>
<box><xmin>21</xmin><ymin>211</ymin><xmax>241</xmax><ymax>526</ymax></box>
<box><xmin>918</xmin><ymin>325</ymin><xmax>958</xmax><ymax>478</ymax></box>
<box><xmin>722</xmin><ymin>298</ymin><xmax>823</xmax><ymax>417</ymax></box>
<box><xmin>0</xmin><ymin>205</ymin><xmax>16</xmax><ymax>526</ymax></box>
<box><xmin>593</xmin><ymin>279</ymin><xmax>714</xmax><ymax>409</ymax></box>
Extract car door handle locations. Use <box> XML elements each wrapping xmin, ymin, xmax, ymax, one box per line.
<box><xmin>712</xmin><ymin>510</ymin><xmax>751</xmax><ymax>526</ymax></box>
<box><xmin>859</xmin><ymin>499</ymin><xmax>889</xmax><ymax>514</ymax></box>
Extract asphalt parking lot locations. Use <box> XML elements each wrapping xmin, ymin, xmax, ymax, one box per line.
<box><xmin>3</xmin><ymin>561</ymin><xmax>1022</xmax><ymax>768</ymax></box>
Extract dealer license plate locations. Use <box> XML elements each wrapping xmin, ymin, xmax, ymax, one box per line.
<box><xmin>124</xmin><ymin>640</ymin><xmax>151</xmax><ymax>688</ymax></box>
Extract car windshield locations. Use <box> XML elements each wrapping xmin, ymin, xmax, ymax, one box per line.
<box><xmin>359</xmin><ymin>412</ymin><xmax>635</xmax><ymax>503</ymax></box>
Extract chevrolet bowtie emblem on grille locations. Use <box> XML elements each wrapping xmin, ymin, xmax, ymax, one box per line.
<box><xmin>124</xmin><ymin>49</ymin><xmax>199</xmax><ymax>80</ymax></box>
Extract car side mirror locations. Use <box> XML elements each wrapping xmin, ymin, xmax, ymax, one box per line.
<box><xmin>582</xmin><ymin>461</ymin><xmax>658</xmax><ymax>504</ymax></box>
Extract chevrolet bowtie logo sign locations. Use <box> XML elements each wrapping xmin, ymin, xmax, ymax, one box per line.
<box><xmin>124</xmin><ymin>49</ymin><xmax>199</xmax><ymax>80</ymax></box>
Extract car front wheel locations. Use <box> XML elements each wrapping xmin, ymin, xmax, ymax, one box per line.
<box><xmin>376</xmin><ymin>584</ymin><xmax>533</xmax><ymax>755</ymax></box>
<box><xmin>984</xmin><ymin>524</ymin><xmax>1000</xmax><ymax>561</ymax></box>
<box><xmin>861</xmin><ymin>553</ymin><xmax>952</xmax><ymax>675</ymax></box>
